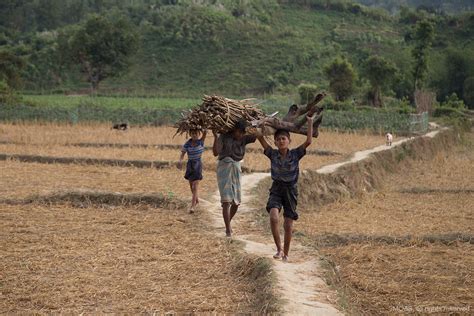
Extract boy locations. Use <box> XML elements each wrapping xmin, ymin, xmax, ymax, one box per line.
<box><xmin>256</xmin><ymin>115</ymin><xmax>313</xmax><ymax>262</ymax></box>
<box><xmin>213</xmin><ymin>120</ymin><xmax>256</xmax><ymax>237</ymax></box>
<box><xmin>179</xmin><ymin>129</ymin><xmax>207</xmax><ymax>213</ymax></box>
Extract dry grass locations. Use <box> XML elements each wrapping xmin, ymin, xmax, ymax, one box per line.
<box><xmin>0</xmin><ymin>122</ymin><xmax>183</xmax><ymax>146</ymax></box>
<box><xmin>0</xmin><ymin>143</ymin><xmax>206</xmax><ymax>163</ymax></box>
<box><xmin>0</xmin><ymin>122</ymin><xmax>387</xmax><ymax>172</ymax></box>
<box><xmin>299</xmin><ymin>144</ymin><xmax>474</xmax><ymax>238</ymax></box>
<box><xmin>0</xmin><ymin>122</ymin><xmax>386</xmax><ymax>155</ymax></box>
<box><xmin>295</xmin><ymin>139</ymin><xmax>474</xmax><ymax>314</ymax></box>
<box><xmin>300</xmin><ymin>190</ymin><xmax>473</xmax><ymax>238</ymax></box>
<box><xmin>0</xmin><ymin>160</ymin><xmax>217</xmax><ymax>202</ymax></box>
<box><xmin>0</xmin><ymin>143</ymin><xmax>343</xmax><ymax>172</ymax></box>
<box><xmin>324</xmin><ymin>243</ymin><xmax>473</xmax><ymax>315</ymax></box>
<box><xmin>0</xmin><ymin>202</ymin><xmax>268</xmax><ymax>313</ymax></box>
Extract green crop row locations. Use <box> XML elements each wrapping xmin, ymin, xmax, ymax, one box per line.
<box><xmin>0</xmin><ymin>102</ymin><xmax>427</xmax><ymax>134</ymax></box>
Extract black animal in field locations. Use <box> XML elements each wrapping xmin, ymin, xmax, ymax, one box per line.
<box><xmin>112</xmin><ymin>123</ymin><xmax>129</xmax><ymax>130</ymax></box>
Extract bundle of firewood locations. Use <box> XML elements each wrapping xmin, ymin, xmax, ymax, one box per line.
<box><xmin>175</xmin><ymin>93</ymin><xmax>326</xmax><ymax>138</ymax></box>
<box><xmin>174</xmin><ymin>95</ymin><xmax>265</xmax><ymax>135</ymax></box>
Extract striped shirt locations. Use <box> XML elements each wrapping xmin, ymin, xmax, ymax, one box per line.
<box><xmin>264</xmin><ymin>146</ymin><xmax>306</xmax><ymax>185</ymax></box>
<box><xmin>182</xmin><ymin>139</ymin><xmax>205</xmax><ymax>161</ymax></box>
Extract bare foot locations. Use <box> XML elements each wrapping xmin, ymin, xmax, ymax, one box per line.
<box><xmin>189</xmin><ymin>207</ymin><xmax>195</xmax><ymax>214</ymax></box>
<box><xmin>273</xmin><ymin>251</ymin><xmax>283</xmax><ymax>260</ymax></box>
<box><xmin>282</xmin><ymin>255</ymin><xmax>289</xmax><ymax>262</ymax></box>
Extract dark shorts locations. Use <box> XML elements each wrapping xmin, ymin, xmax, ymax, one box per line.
<box><xmin>184</xmin><ymin>159</ymin><xmax>203</xmax><ymax>181</ymax></box>
<box><xmin>266</xmin><ymin>181</ymin><xmax>299</xmax><ymax>220</ymax></box>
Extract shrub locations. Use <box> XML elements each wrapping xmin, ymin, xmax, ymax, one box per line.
<box><xmin>441</xmin><ymin>93</ymin><xmax>466</xmax><ymax>109</ymax></box>
<box><xmin>0</xmin><ymin>80</ymin><xmax>20</xmax><ymax>105</ymax></box>
<box><xmin>433</xmin><ymin>107</ymin><xmax>466</xmax><ymax>117</ymax></box>
<box><xmin>297</xmin><ymin>83</ymin><xmax>319</xmax><ymax>104</ymax></box>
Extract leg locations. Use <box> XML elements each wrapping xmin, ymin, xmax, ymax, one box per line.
<box><xmin>191</xmin><ymin>181</ymin><xmax>199</xmax><ymax>208</ymax></box>
<box><xmin>194</xmin><ymin>180</ymin><xmax>200</xmax><ymax>205</ymax></box>
<box><xmin>188</xmin><ymin>181</ymin><xmax>195</xmax><ymax>213</ymax></box>
<box><xmin>230</xmin><ymin>203</ymin><xmax>238</xmax><ymax>221</ymax></box>
<box><xmin>222</xmin><ymin>202</ymin><xmax>232</xmax><ymax>237</ymax></box>
<box><xmin>269</xmin><ymin>208</ymin><xmax>282</xmax><ymax>255</ymax></box>
<box><xmin>283</xmin><ymin>217</ymin><xmax>294</xmax><ymax>258</ymax></box>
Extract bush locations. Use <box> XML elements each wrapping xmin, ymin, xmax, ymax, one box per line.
<box><xmin>441</xmin><ymin>93</ymin><xmax>466</xmax><ymax>109</ymax></box>
<box><xmin>297</xmin><ymin>83</ymin><xmax>319</xmax><ymax>104</ymax></box>
<box><xmin>462</xmin><ymin>77</ymin><xmax>474</xmax><ymax>109</ymax></box>
<box><xmin>433</xmin><ymin>107</ymin><xmax>466</xmax><ymax>118</ymax></box>
<box><xmin>0</xmin><ymin>80</ymin><xmax>20</xmax><ymax>105</ymax></box>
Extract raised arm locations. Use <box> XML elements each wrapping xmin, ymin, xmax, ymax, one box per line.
<box><xmin>212</xmin><ymin>130</ymin><xmax>221</xmax><ymax>157</ymax></box>
<box><xmin>257</xmin><ymin>135</ymin><xmax>270</xmax><ymax>151</ymax></box>
<box><xmin>300</xmin><ymin>115</ymin><xmax>314</xmax><ymax>149</ymax></box>
<box><xmin>201</xmin><ymin>129</ymin><xmax>207</xmax><ymax>143</ymax></box>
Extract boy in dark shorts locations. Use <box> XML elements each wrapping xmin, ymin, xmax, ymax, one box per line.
<box><xmin>256</xmin><ymin>115</ymin><xmax>313</xmax><ymax>262</ymax></box>
<box><xmin>179</xmin><ymin>129</ymin><xmax>207</xmax><ymax>213</ymax></box>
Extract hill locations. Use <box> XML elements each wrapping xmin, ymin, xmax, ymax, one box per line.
<box><xmin>0</xmin><ymin>0</ymin><xmax>473</xmax><ymax>106</ymax></box>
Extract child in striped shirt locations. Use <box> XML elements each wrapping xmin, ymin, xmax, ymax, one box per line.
<box><xmin>179</xmin><ymin>129</ymin><xmax>207</xmax><ymax>213</ymax></box>
<box><xmin>256</xmin><ymin>115</ymin><xmax>313</xmax><ymax>262</ymax></box>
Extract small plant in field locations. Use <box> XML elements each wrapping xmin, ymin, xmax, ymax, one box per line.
<box><xmin>298</xmin><ymin>83</ymin><xmax>319</xmax><ymax>104</ymax></box>
<box><xmin>0</xmin><ymin>80</ymin><xmax>20</xmax><ymax>105</ymax></box>
<box><xmin>440</xmin><ymin>93</ymin><xmax>466</xmax><ymax>109</ymax></box>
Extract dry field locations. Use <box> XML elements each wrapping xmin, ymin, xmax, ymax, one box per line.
<box><xmin>0</xmin><ymin>121</ymin><xmax>396</xmax><ymax>313</ymax></box>
<box><xmin>0</xmin><ymin>202</ymin><xmax>266</xmax><ymax>313</ymax></box>
<box><xmin>0</xmin><ymin>160</ymin><xmax>217</xmax><ymax>202</ymax></box>
<box><xmin>0</xmin><ymin>122</ymin><xmax>384</xmax><ymax>154</ymax></box>
<box><xmin>0</xmin><ymin>122</ymin><xmax>386</xmax><ymax>171</ymax></box>
<box><xmin>297</xmin><ymin>141</ymin><xmax>474</xmax><ymax>314</ymax></box>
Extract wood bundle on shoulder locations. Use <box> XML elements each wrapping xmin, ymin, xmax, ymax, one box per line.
<box><xmin>175</xmin><ymin>95</ymin><xmax>265</xmax><ymax>135</ymax></box>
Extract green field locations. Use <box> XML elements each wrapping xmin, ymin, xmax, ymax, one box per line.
<box><xmin>22</xmin><ymin>95</ymin><xmax>200</xmax><ymax>109</ymax></box>
<box><xmin>1</xmin><ymin>94</ymin><xmax>425</xmax><ymax>134</ymax></box>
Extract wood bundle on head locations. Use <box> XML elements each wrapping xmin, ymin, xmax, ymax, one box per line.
<box><xmin>174</xmin><ymin>95</ymin><xmax>265</xmax><ymax>135</ymax></box>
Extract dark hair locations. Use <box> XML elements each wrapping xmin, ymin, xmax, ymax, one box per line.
<box><xmin>234</xmin><ymin>119</ymin><xmax>247</xmax><ymax>133</ymax></box>
<box><xmin>274</xmin><ymin>129</ymin><xmax>290</xmax><ymax>139</ymax></box>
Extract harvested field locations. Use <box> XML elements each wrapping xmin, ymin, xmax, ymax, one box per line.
<box><xmin>299</xmin><ymin>143</ymin><xmax>474</xmax><ymax>238</ymax></box>
<box><xmin>0</xmin><ymin>143</ymin><xmax>340</xmax><ymax>171</ymax></box>
<box><xmin>296</xmin><ymin>139</ymin><xmax>474</xmax><ymax>314</ymax></box>
<box><xmin>323</xmin><ymin>243</ymin><xmax>472</xmax><ymax>314</ymax></box>
<box><xmin>0</xmin><ymin>160</ymin><xmax>217</xmax><ymax>201</ymax></box>
<box><xmin>0</xmin><ymin>122</ymin><xmax>386</xmax><ymax>154</ymax></box>
<box><xmin>0</xmin><ymin>202</ymin><xmax>272</xmax><ymax>313</ymax></box>
<box><xmin>0</xmin><ymin>121</ymin><xmax>407</xmax><ymax>314</ymax></box>
<box><xmin>0</xmin><ymin>122</ymin><xmax>387</xmax><ymax>172</ymax></box>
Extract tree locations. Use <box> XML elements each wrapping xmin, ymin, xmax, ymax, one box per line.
<box><xmin>0</xmin><ymin>49</ymin><xmax>26</xmax><ymax>89</ymax></box>
<box><xmin>297</xmin><ymin>83</ymin><xmax>319</xmax><ymax>104</ymax></box>
<box><xmin>440</xmin><ymin>49</ymin><xmax>473</xmax><ymax>104</ymax></box>
<box><xmin>411</xmin><ymin>19</ymin><xmax>434</xmax><ymax>90</ymax></box>
<box><xmin>364</xmin><ymin>55</ymin><xmax>398</xmax><ymax>107</ymax></box>
<box><xmin>324</xmin><ymin>57</ymin><xmax>356</xmax><ymax>101</ymax></box>
<box><xmin>463</xmin><ymin>77</ymin><xmax>474</xmax><ymax>109</ymax></box>
<box><xmin>60</xmin><ymin>13</ymin><xmax>139</xmax><ymax>91</ymax></box>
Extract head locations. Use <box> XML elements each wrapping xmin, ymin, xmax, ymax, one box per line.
<box><xmin>274</xmin><ymin>129</ymin><xmax>291</xmax><ymax>150</ymax></box>
<box><xmin>231</xmin><ymin>120</ymin><xmax>247</xmax><ymax>140</ymax></box>
<box><xmin>189</xmin><ymin>129</ymin><xmax>202</xmax><ymax>140</ymax></box>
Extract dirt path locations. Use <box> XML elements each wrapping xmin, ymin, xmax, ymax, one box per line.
<box><xmin>202</xmin><ymin>128</ymin><xmax>444</xmax><ymax>315</ymax></box>
<box><xmin>203</xmin><ymin>172</ymin><xmax>342</xmax><ymax>315</ymax></box>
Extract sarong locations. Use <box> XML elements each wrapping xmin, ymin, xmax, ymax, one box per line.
<box><xmin>217</xmin><ymin>157</ymin><xmax>241</xmax><ymax>205</ymax></box>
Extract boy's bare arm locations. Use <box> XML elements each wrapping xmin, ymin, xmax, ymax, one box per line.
<box><xmin>212</xmin><ymin>130</ymin><xmax>221</xmax><ymax>157</ymax></box>
<box><xmin>257</xmin><ymin>135</ymin><xmax>270</xmax><ymax>151</ymax></box>
<box><xmin>301</xmin><ymin>115</ymin><xmax>314</xmax><ymax>149</ymax></box>
<box><xmin>201</xmin><ymin>129</ymin><xmax>207</xmax><ymax>142</ymax></box>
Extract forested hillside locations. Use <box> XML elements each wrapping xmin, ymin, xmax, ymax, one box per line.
<box><xmin>355</xmin><ymin>0</ymin><xmax>473</xmax><ymax>14</ymax></box>
<box><xmin>1</xmin><ymin>0</ymin><xmax>473</xmax><ymax>107</ymax></box>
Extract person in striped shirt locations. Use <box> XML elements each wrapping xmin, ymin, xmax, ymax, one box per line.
<box><xmin>179</xmin><ymin>129</ymin><xmax>207</xmax><ymax>213</ymax></box>
<box><xmin>256</xmin><ymin>115</ymin><xmax>313</xmax><ymax>262</ymax></box>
